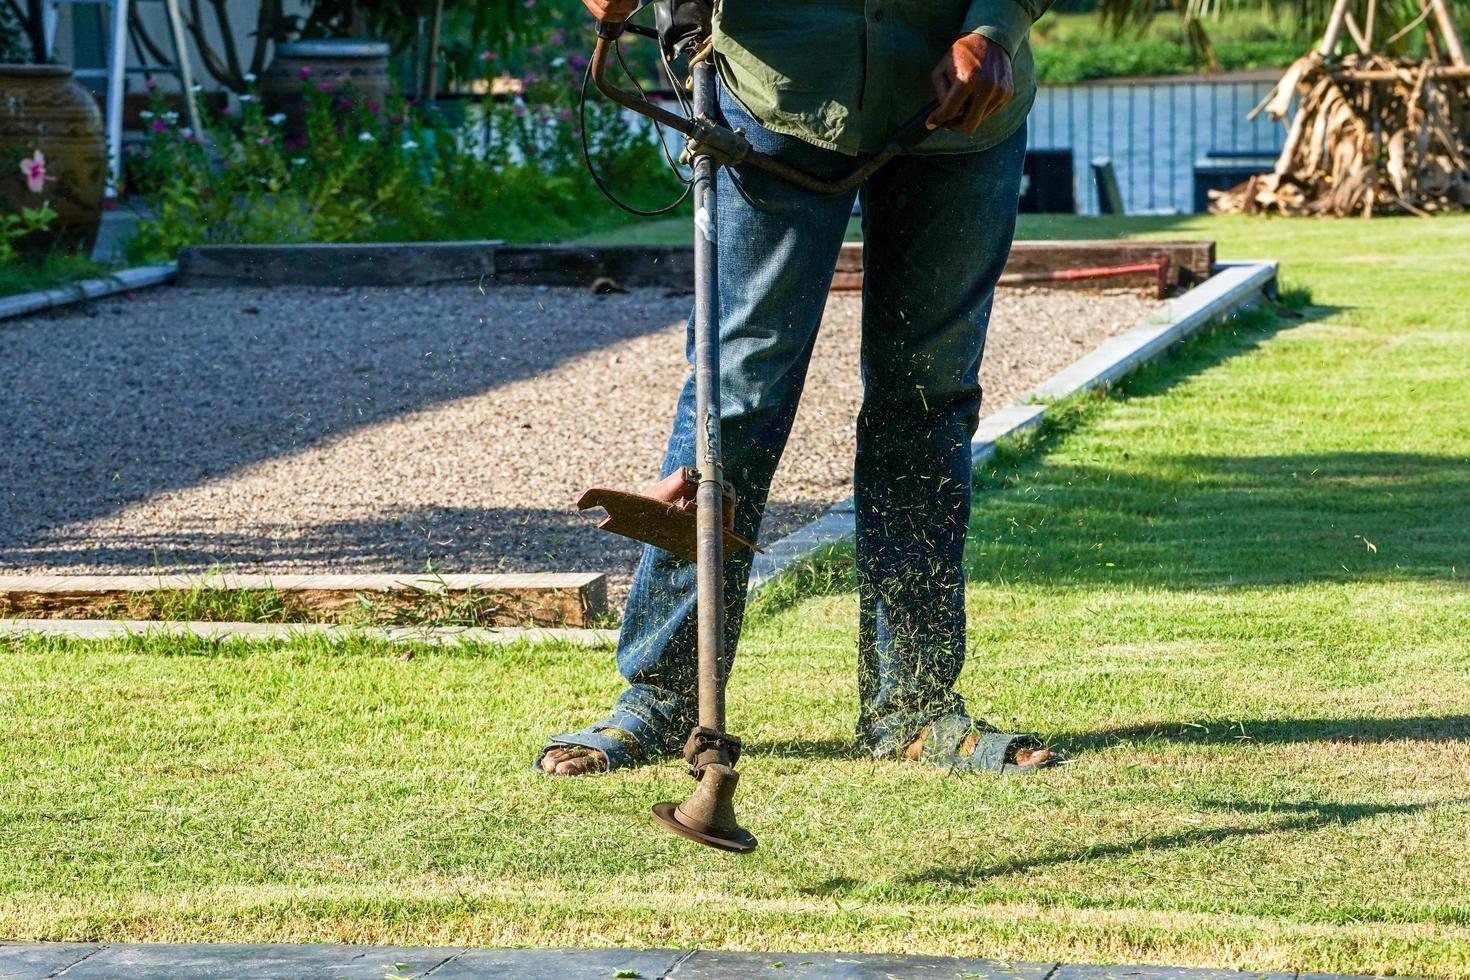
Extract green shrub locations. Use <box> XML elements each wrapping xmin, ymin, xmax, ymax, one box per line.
<box><xmin>124</xmin><ymin>44</ymin><xmax>685</xmax><ymax>261</ymax></box>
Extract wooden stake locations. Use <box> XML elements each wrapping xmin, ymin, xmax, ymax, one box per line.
<box><xmin>1345</xmin><ymin>12</ymin><xmax>1372</xmax><ymax>54</ymax></box>
<box><xmin>1319</xmin><ymin>0</ymin><xmax>1355</xmax><ymax>57</ymax></box>
<box><xmin>1428</xmin><ymin>0</ymin><xmax>1467</xmax><ymax>66</ymax></box>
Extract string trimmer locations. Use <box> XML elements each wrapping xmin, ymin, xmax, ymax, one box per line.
<box><xmin>576</xmin><ymin>0</ymin><xmax>938</xmax><ymax>854</ymax></box>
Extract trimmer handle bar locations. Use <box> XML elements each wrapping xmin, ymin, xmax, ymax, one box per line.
<box><xmin>589</xmin><ymin>29</ymin><xmax>940</xmax><ymax>194</ymax></box>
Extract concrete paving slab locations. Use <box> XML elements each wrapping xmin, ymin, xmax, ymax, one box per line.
<box><xmin>57</xmin><ymin>942</ymin><xmax>463</xmax><ymax>979</ymax></box>
<box><xmin>0</xmin><ymin>942</ymin><xmax>102</xmax><ymax>979</ymax></box>
<box><xmin>674</xmin><ymin>951</ymin><xmax>1056</xmax><ymax>979</ymax></box>
<box><xmin>0</xmin><ymin>945</ymin><xmax>1415</xmax><ymax>980</ymax></box>
<box><xmin>1050</xmin><ymin>966</ymin><xmax>1293</xmax><ymax>980</ymax></box>
<box><xmin>429</xmin><ymin>946</ymin><xmax>685</xmax><ymax>979</ymax></box>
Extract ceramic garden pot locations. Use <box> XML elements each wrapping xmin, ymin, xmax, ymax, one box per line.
<box><xmin>0</xmin><ymin>64</ymin><xmax>107</xmax><ymax>256</ymax></box>
<box><xmin>261</xmin><ymin>39</ymin><xmax>392</xmax><ymax>139</ymax></box>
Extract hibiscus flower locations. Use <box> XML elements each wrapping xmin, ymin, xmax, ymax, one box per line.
<box><xmin>19</xmin><ymin>150</ymin><xmax>56</xmax><ymax>195</ymax></box>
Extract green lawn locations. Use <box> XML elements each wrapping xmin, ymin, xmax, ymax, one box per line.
<box><xmin>3</xmin><ymin>215</ymin><xmax>1470</xmax><ymax>975</ymax></box>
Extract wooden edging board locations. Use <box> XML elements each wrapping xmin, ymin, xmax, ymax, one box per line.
<box><xmin>747</xmin><ymin>259</ymin><xmax>1280</xmax><ymax>589</ymax></box>
<box><xmin>0</xmin><ymin>572</ymin><xmax>607</xmax><ymax>629</ymax></box>
<box><xmin>175</xmin><ymin>240</ymin><xmax>1215</xmax><ymax>291</ymax></box>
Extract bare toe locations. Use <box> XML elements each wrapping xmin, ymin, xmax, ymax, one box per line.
<box><xmin>1013</xmin><ymin>745</ymin><xmax>1056</xmax><ymax>767</ymax></box>
<box><xmin>553</xmin><ymin>751</ymin><xmax>606</xmax><ymax>775</ymax></box>
<box><xmin>541</xmin><ymin>746</ymin><xmax>607</xmax><ymax>776</ymax></box>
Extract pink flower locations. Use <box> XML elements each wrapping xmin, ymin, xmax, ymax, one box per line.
<box><xmin>298</xmin><ymin>65</ymin><xmax>313</xmax><ymax>80</ymax></box>
<box><xmin>151</xmin><ymin>118</ymin><xmax>167</xmax><ymax>132</ymax></box>
<box><xmin>479</xmin><ymin>50</ymin><xmax>497</xmax><ymax>62</ymax></box>
<box><xmin>512</xmin><ymin>103</ymin><xmax>526</xmax><ymax>117</ymax></box>
<box><xmin>20</xmin><ymin>150</ymin><xmax>55</xmax><ymax>193</ymax></box>
<box><xmin>367</xmin><ymin>101</ymin><xmax>379</xmax><ymax>114</ymax></box>
<box><xmin>558</xmin><ymin>108</ymin><xmax>572</xmax><ymax>121</ymax></box>
<box><xmin>144</xmin><ymin>78</ymin><xmax>156</xmax><ymax>90</ymax></box>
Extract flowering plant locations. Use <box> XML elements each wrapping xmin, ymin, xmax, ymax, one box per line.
<box><xmin>124</xmin><ymin>42</ymin><xmax>681</xmax><ymax>258</ymax></box>
<box><xmin>1</xmin><ymin>148</ymin><xmax>59</xmax><ymax>263</ymax></box>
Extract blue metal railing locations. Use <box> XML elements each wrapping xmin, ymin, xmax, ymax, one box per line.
<box><xmin>1027</xmin><ymin>74</ymin><xmax>1286</xmax><ymax>215</ymax></box>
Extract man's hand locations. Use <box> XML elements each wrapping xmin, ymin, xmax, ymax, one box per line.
<box><xmin>581</xmin><ymin>0</ymin><xmax>639</xmax><ymax>22</ymax></box>
<box><xmin>927</xmin><ymin>34</ymin><xmax>1013</xmax><ymax>134</ymax></box>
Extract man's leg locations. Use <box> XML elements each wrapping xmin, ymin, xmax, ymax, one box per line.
<box><xmin>850</xmin><ymin>123</ymin><xmax>1037</xmax><ymax>759</ymax></box>
<box><xmin>542</xmin><ymin>90</ymin><xmax>859</xmax><ymax>774</ymax></box>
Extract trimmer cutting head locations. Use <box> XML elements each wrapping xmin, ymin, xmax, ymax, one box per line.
<box><xmin>578</xmin><ymin>467</ymin><xmax>759</xmax><ymax>562</ymax></box>
<box><xmin>652</xmin><ymin>763</ymin><xmax>758</xmax><ymax>853</ymax></box>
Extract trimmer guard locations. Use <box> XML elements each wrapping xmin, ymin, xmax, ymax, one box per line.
<box><xmin>577</xmin><ymin>468</ymin><xmax>760</xmax><ymax>562</ymax></box>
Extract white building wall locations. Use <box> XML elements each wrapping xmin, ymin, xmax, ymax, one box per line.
<box><xmin>50</xmin><ymin>0</ymin><xmax>313</xmax><ymax>94</ymax></box>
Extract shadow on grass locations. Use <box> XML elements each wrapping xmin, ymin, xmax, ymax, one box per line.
<box><xmin>964</xmin><ymin>303</ymin><xmax>1470</xmax><ymax>590</ymax></box>
<box><xmin>1065</xmin><ymin>713</ymin><xmax>1470</xmax><ymax>752</ymax></box>
<box><xmin>897</xmin><ymin>797</ymin><xmax>1461</xmax><ymax>889</ymax></box>
<box><xmin>968</xmin><ymin>450</ymin><xmax>1470</xmax><ymax>590</ymax></box>
<box><xmin>754</xmin><ymin>715</ymin><xmax>1470</xmax><ymax>769</ymax></box>
<box><xmin>748</xmin><ymin>735</ymin><xmax>858</xmax><ymax>761</ymax></box>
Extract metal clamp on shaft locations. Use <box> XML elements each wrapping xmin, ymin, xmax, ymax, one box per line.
<box><xmin>680</xmin><ymin>116</ymin><xmax>750</xmax><ymax>168</ymax></box>
<box><xmin>684</xmin><ymin>725</ymin><xmax>743</xmax><ymax>775</ymax></box>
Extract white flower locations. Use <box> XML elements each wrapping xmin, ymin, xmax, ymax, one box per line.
<box><xmin>550</xmin><ymin>57</ymin><xmax>566</xmax><ymax>68</ymax></box>
<box><xmin>357</xmin><ymin>131</ymin><xmax>375</xmax><ymax>142</ymax></box>
<box><xmin>401</xmin><ymin>139</ymin><xmax>419</xmax><ymax>150</ymax></box>
<box><xmin>139</xmin><ymin>110</ymin><xmax>154</xmax><ymax>119</ymax></box>
<box><xmin>290</xmin><ymin>157</ymin><xmax>306</xmax><ymax>166</ymax></box>
<box><xmin>162</xmin><ymin>111</ymin><xmax>179</xmax><ymax>122</ymax></box>
<box><xmin>191</xmin><ymin>83</ymin><xmax>203</xmax><ymax>93</ymax></box>
<box><xmin>243</xmin><ymin>72</ymin><xmax>257</xmax><ymax>83</ymax></box>
<box><xmin>180</xmin><ymin>127</ymin><xmax>194</xmax><ymax>138</ymax></box>
<box><xmin>267</xmin><ymin>113</ymin><xmax>286</xmax><ymax>125</ymax></box>
<box><xmin>239</xmin><ymin>93</ymin><xmax>257</xmax><ymax>103</ymax></box>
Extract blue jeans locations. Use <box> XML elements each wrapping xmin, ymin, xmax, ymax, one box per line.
<box><xmin>602</xmin><ymin>90</ymin><xmax>1028</xmax><ymax>758</ymax></box>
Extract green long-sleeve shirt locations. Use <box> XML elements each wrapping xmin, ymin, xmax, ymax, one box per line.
<box><xmin>712</xmin><ymin>0</ymin><xmax>1052</xmax><ymax>155</ymax></box>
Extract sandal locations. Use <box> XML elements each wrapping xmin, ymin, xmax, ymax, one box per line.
<box><xmin>917</xmin><ymin>713</ymin><xmax>1064</xmax><ymax>775</ymax></box>
<box><xmin>534</xmin><ymin>723</ymin><xmax>646</xmax><ymax>776</ymax></box>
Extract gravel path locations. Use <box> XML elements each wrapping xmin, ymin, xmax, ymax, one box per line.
<box><xmin>0</xmin><ymin>284</ymin><xmax>1156</xmax><ymax>601</ymax></box>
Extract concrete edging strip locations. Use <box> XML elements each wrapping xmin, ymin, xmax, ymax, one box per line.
<box><xmin>0</xmin><ymin>617</ymin><xmax>618</xmax><ymax>647</ymax></box>
<box><xmin>748</xmin><ymin>260</ymin><xmax>1279</xmax><ymax>590</ymax></box>
<box><xmin>0</xmin><ymin>263</ymin><xmax>176</xmax><ymax>323</ymax></box>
